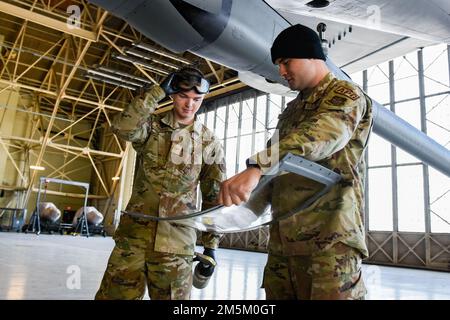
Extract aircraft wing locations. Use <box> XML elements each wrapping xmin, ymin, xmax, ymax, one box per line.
<box><xmin>267</xmin><ymin>0</ymin><xmax>450</xmax><ymax>73</ymax></box>
<box><xmin>88</xmin><ymin>0</ymin><xmax>450</xmax><ymax>178</ymax></box>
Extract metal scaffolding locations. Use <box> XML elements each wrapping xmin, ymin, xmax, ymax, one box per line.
<box><xmin>0</xmin><ymin>0</ymin><xmax>244</xmax><ymax>229</ymax></box>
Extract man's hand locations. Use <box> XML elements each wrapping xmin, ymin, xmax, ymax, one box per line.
<box><xmin>219</xmin><ymin>167</ymin><xmax>262</xmax><ymax>207</ymax></box>
<box><xmin>159</xmin><ymin>72</ymin><xmax>179</xmax><ymax>96</ymax></box>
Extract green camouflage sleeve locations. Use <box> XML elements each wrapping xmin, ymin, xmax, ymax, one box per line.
<box><xmin>201</xmin><ymin>232</ymin><xmax>221</xmax><ymax>250</ymax></box>
<box><xmin>200</xmin><ymin>138</ymin><xmax>226</xmax><ymax>249</ymax></box>
<box><xmin>252</xmin><ymin>85</ymin><xmax>367</xmax><ymax>171</ymax></box>
<box><xmin>111</xmin><ymin>85</ymin><xmax>165</xmax><ymax>144</ymax></box>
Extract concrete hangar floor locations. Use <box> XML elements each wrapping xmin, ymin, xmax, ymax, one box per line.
<box><xmin>0</xmin><ymin>233</ymin><xmax>449</xmax><ymax>300</ymax></box>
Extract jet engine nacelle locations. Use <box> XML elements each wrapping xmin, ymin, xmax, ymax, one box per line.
<box><xmin>91</xmin><ymin>0</ymin><xmax>287</xmax><ymax>84</ymax></box>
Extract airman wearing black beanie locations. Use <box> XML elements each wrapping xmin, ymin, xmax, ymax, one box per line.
<box><xmin>219</xmin><ymin>21</ymin><xmax>373</xmax><ymax>303</ymax></box>
<box><xmin>271</xmin><ymin>24</ymin><xmax>326</xmax><ymax>64</ymax></box>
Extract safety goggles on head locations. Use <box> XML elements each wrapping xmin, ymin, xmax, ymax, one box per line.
<box><xmin>172</xmin><ymin>72</ymin><xmax>210</xmax><ymax>94</ymax></box>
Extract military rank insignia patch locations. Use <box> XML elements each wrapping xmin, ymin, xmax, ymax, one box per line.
<box><xmin>334</xmin><ymin>86</ymin><xmax>360</xmax><ymax>100</ymax></box>
<box><xmin>326</xmin><ymin>96</ymin><xmax>348</xmax><ymax>106</ymax></box>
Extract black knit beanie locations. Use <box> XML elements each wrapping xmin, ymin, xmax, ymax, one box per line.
<box><xmin>271</xmin><ymin>24</ymin><xmax>326</xmax><ymax>64</ymax></box>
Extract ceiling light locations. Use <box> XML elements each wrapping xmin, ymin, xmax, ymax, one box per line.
<box><xmin>30</xmin><ymin>165</ymin><xmax>45</xmax><ymax>171</ymax></box>
<box><xmin>85</xmin><ymin>74</ymin><xmax>138</xmax><ymax>90</ymax></box>
<box><xmin>113</xmin><ymin>53</ymin><xmax>169</xmax><ymax>76</ymax></box>
<box><xmin>132</xmin><ymin>42</ymin><xmax>191</xmax><ymax>65</ymax></box>
<box><xmin>87</xmin><ymin>69</ymin><xmax>145</xmax><ymax>87</ymax></box>
<box><xmin>124</xmin><ymin>47</ymin><xmax>180</xmax><ymax>70</ymax></box>
<box><xmin>96</xmin><ymin>66</ymin><xmax>152</xmax><ymax>84</ymax></box>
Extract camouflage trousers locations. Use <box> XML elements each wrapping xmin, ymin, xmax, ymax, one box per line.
<box><xmin>95</xmin><ymin>237</ymin><xmax>193</xmax><ymax>300</ymax></box>
<box><xmin>263</xmin><ymin>242</ymin><xmax>366</xmax><ymax>300</ymax></box>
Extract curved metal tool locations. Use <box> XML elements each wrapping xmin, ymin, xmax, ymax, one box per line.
<box><xmin>122</xmin><ymin>153</ymin><xmax>341</xmax><ymax>233</ymax></box>
<box><xmin>194</xmin><ymin>251</ymin><xmax>217</xmax><ymax>267</ymax></box>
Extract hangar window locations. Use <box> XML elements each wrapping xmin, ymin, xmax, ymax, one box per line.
<box><xmin>198</xmin><ymin>44</ymin><xmax>449</xmax><ymax>268</ymax></box>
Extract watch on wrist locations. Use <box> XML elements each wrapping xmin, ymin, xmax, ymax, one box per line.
<box><xmin>245</xmin><ymin>158</ymin><xmax>260</xmax><ymax>169</ymax></box>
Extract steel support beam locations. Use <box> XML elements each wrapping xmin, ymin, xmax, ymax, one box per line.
<box><xmin>0</xmin><ymin>1</ymin><xmax>97</xmax><ymax>41</ymax></box>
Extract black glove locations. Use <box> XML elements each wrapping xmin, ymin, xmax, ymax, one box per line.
<box><xmin>197</xmin><ymin>248</ymin><xmax>216</xmax><ymax>277</ymax></box>
<box><xmin>138</xmin><ymin>82</ymin><xmax>152</xmax><ymax>97</ymax></box>
<box><xmin>159</xmin><ymin>72</ymin><xmax>179</xmax><ymax>96</ymax></box>
<box><xmin>203</xmin><ymin>247</ymin><xmax>216</xmax><ymax>261</ymax></box>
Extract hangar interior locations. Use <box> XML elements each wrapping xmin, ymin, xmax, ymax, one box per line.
<box><xmin>0</xmin><ymin>0</ymin><xmax>449</xmax><ymax>300</ymax></box>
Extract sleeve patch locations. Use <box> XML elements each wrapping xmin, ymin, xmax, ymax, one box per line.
<box><xmin>326</xmin><ymin>95</ymin><xmax>348</xmax><ymax>106</ymax></box>
<box><xmin>333</xmin><ymin>86</ymin><xmax>360</xmax><ymax>100</ymax></box>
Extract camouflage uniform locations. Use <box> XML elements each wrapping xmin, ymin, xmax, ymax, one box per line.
<box><xmin>96</xmin><ymin>86</ymin><xmax>226</xmax><ymax>300</ymax></box>
<box><xmin>251</xmin><ymin>72</ymin><xmax>373</xmax><ymax>299</ymax></box>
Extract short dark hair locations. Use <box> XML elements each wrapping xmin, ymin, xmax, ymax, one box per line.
<box><xmin>172</xmin><ymin>67</ymin><xmax>210</xmax><ymax>94</ymax></box>
<box><xmin>177</xmin><ymin>67</ymin><xmax>205</xmax><ymax>79</ymax></box>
